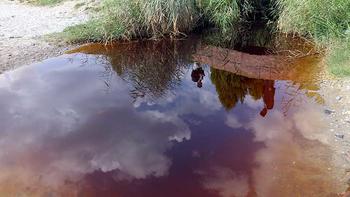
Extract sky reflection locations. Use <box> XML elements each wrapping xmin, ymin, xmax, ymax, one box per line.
<box><xmin>0</xmin><ymin>43</ymin><xmax>339</xmax><ymax>196</ymax></box>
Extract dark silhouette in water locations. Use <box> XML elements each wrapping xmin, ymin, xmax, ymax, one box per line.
<box><xmin>191</xmin><ymin>62</ymin><xmax>205</xmax><ymax>88</ymax></box>
<box><xmin>210</xmin><ymin>68</ymin><xmax>264</xmax><ymax>110</ymax></box>
<box><xmin>210</xmin><ymin>67</ymin><xmax>276</xmax><ymax>116</ymax></box>
<box><xmin>260</xmin><ymin>80</ymin><xmax>275</xmax><ymax>117</ymax></box>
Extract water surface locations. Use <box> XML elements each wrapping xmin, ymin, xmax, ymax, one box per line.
<box><xmin>0</xmin><ymin>38</ymin><xmax>340</xmax><ymax>196</ymax></box>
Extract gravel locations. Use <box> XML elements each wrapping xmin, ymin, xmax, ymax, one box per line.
<box><xmin>319</xmin><ymin>77</ymin><xmax>350</xmax><ymax>191</ymax></box>
<box><xmin>0</xmin><ymin>0</ymin><xmax>89</xmax><ymax>72</ymax></box>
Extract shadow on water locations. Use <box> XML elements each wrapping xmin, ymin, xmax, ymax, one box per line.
<box><xmin>0</xmin><ymin>32</ymin><xmax>343</xmax><ymax>196</ymax></box>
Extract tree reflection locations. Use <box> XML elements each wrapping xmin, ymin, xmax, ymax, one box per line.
<box><xmin>210</xmin><ymin>68</ymin><xmax>265</xmax><ymax>110</ymax></box>
<box><xmin>70</xmin><ymin>39</ymin><xmax>199</xmax><ymax>101</ymax></box>
<box><xmin>107</xmin><ymin>40</ymin><xmax>199</xmax><ymax>101</ymax></box>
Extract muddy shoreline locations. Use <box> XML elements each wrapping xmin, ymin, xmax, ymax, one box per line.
<box><xmin>0</xmin><ymin>36</ymin><xmax>76</xmax><ymax>73</ymax></box>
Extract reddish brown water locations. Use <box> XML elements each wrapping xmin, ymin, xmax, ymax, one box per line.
<box><xmin>0</xmin><ymin>38</ymin><xmax>342</xmax><ymax>196</ymax></box>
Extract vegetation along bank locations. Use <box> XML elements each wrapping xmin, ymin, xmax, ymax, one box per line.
<box><xmin>59</xmin><ymin>0</ymin><xmax>350</xmax><ymax>77</ymax></box>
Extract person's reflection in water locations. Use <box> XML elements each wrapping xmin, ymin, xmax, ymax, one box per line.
<box><xmin>191</xmin><ymin>62</ymin><xmax>205</xmax><ymax>88</ymax></box>
<box><xmin>260</xmin><ymin>80</ymin><xmax>275</xmax><ymax>117</ymax></box>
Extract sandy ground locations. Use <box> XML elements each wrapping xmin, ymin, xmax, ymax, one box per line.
<box><xmin>0</xmin><ymin>0</ymin><xmax>88</xmax><ymax>73</ymax></box>
<box><xmin>319</xmin><ymin>77</ymin><xmax>350</xmax><ymax>191</ymax></box>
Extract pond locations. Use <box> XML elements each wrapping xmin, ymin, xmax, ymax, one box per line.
<box><xmin>0</xmin><ymin>37</ymin><xmax>342</xmax><ymax>196</ymax></box>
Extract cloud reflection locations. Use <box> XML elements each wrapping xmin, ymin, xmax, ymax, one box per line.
<box><xmin>202</xmin><ymin>99</ymin><xmax>335</xmax><ymax>197</ymax></box>
<box><xmin>0</xmin><ymin>53</ymin><xmax>337</xmax><ymax>196</ymax></box>
<box><xmin>0</xmin><ymin>58</ymin><xmax>193</xmax><ymax>191</ymax></box>
<box><xmin>203</xmin><ymin>167</ymin><xmax>249</xmax><ymax>197</ymax></box>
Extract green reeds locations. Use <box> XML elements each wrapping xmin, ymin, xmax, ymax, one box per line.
<box><xmin>63</xmin><ymin>0</ymin><xmax>199</xmax><ymax>42</ymax></box>
<box><xmin>276</xmin><ymin>0</ymin><xmax>350</xmax><ymax>76</ymax></box>
<box><xmin>29</xmin><ymin>0</ymin><xmax>64</xmax><ymax>6</ymax></box>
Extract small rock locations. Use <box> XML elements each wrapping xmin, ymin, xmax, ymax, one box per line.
<box><xmin>324</xmin><ymin>109</ymin><xmax>336</xmax><ymax>115</ymax></box>
<box><xmin>335</xmin><ymin>133</ymin><xmax>345</xmax><ymax>139</ymax></box>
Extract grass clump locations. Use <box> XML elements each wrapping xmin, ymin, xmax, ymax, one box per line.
<box><xmin>276</xmin><ymin>0</ymin><xmax>350</xmax><ymax>44</ymax></box>
<box><xmin>64</xmin><ymin>0</ymin><xmax>270</xmax><ymax>42</ymax></box>
<box><xmin>63</xmin><ymin>0</ymin><xmax>199</xmax><ymax>42</ymax></box>
<box><xmin>28</xmin><ymin>0</ymin><xmax>64</xmax><ymax>6</ymax></box>
<box><xmin>326</xmin><ymin>37</ymin><xmax>350</xmax><ymax>77</ymax></box>
<box><xmin>63</xmin><ymin>20</ymin><xmax>109</xmax><ymax>43</ymax></box>
<box><xmin>276</xmin><ymin>0</ymin><xmax>350</xmax><ymax>76</ymax></box>
<box><xmin>198</xmin><ymin>0</ymin><xmax>274</xmax><ymax>39</ymax></box>
<box><xmin>198</xmin><ymin>0</ymin><xmax>242</xmax><ymax>35</ymax></box>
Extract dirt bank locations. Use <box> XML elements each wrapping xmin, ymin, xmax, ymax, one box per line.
<box><xmin>0</xmin><ymin>0</ymin><xmax>88</xmax><ymax>73</ymax></box>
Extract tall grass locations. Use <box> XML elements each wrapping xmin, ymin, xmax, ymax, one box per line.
<box><xmin>198</xmin><ymin>0</ymin><xmax>242</xmax><ymax>35</ymax></box>
<box><xmin>64</xmin><ymin>0</ymin><xmax>269</xmax><ymax>42</ymax></box>
<box><xmin>326</xmin><ymin>38</ymin><xmax>350</xmax><ymax>77</ymax></box>
<box><xmin>28</xmin><ymin>0</ymin><xmax>64</xmax><ymax>5</ymax></box>
<box><xmin>276</xmin><ymin>0</ymin><xmax>350</xmax><ymax>44</ymax></box>
<box><xmin>276</xmin><ymin>0</ymin><xmax>350</xmax><ymax>76</ymax></box>
<box><xmin>64</xmin><ymin>0</ymin><xmax>199</xmax><ymax>42</ymax></box>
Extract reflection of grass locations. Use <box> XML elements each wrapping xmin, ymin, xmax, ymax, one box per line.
<box><xmin>108</xmin><ymin>41</ymin><xmax>194</xmax><ymax>100</ymax></box>
<box><xmin>71</xmin><ymin>39</ymin><xmax>198</xmax><ymax>100</ymax></box>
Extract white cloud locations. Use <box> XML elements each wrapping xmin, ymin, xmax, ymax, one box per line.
<box><xmin>0</xmin><ymin>59</ymin><xmax>192</xmax><ymax>191</ymax></box>
<box><xmin>244</xmin><ymin>95</ymin><xmax>263</xmax><ymax>109</ymax></box>
<box><xmin>202</xmin><ymin>167</ymin><xmax>249</xmax><ymax>197</ymax></box>
<box><xmin>292</xmin><ymin>102</ymin><xmax>329</xmax><ymax>144</ymax></box>
<box><xmin>225</xmin><ymin>114</ymin><xmax>242</xmax><ymax>129</ymax></box>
